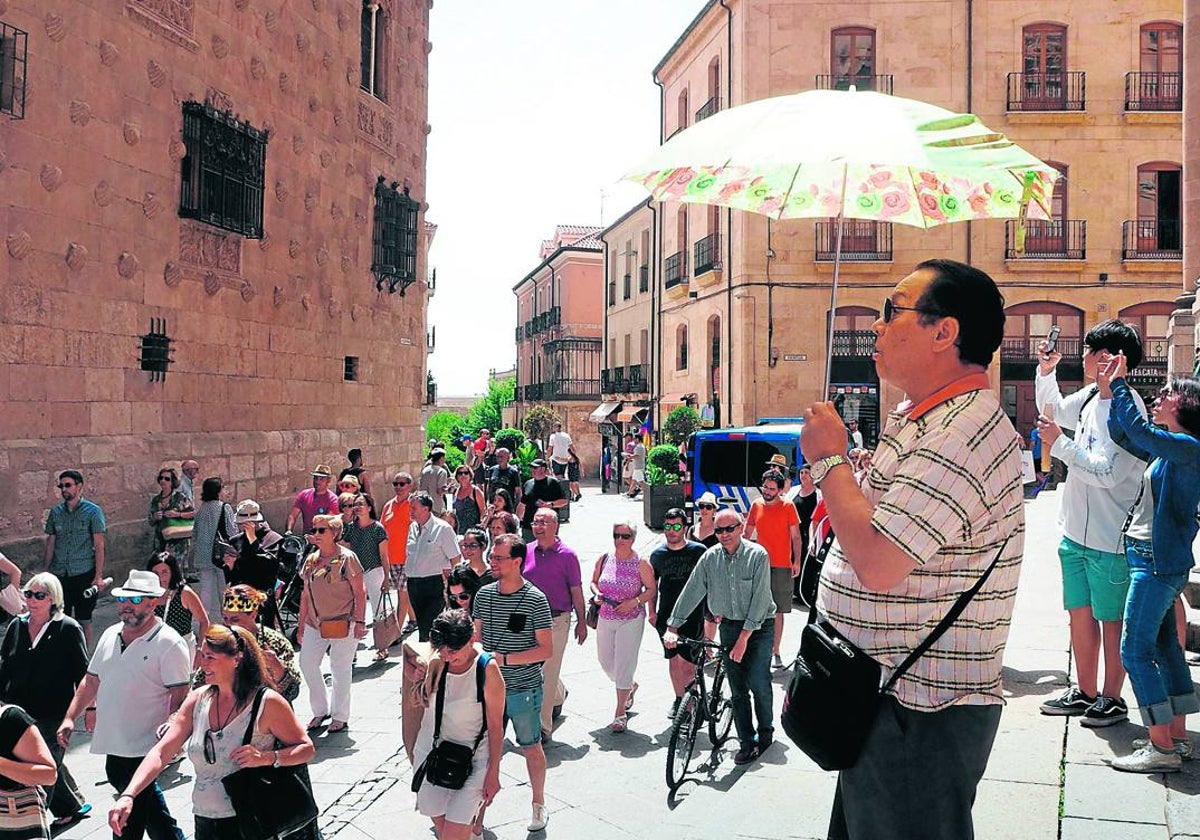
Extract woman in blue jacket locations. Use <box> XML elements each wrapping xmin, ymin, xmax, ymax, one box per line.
<box><xmin>1102</xmin><ymin>352</ymin><xmax>1200</xmax><ymax>773</ymax></box>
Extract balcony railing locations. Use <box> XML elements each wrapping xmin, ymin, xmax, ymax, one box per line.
<box><xmin>523</xmin><ymin>383</ymin><xmax>543</xmax><ymax>401</ymax></box>
<box><xmin>1123</xmin><ymin>219</ymin><xmax>1182</xmax><ymax>260</ymax></box>
<box><xmin>542</xmin><ymin>378</ymin><xmax>600</xmax><ymax>401</ymax></box>
<box><xmin>546</xmin><ymin>305</ymin><xmax>560</xmax><ymax>328</ymax></box>
<box><xmin>524</xmin><ymin>318</ymin><xmax>535</xmax><ymax>336</ymax></box>
<box><xmin>1125</xmin><ymin>72</ymin><xmax>1182</xmax><ymax>112</ymax></box>
<box><xmin>665</xmin><ymin>250</ymin><xmax>688</xmax><ymax>288</ymax></box>
<box><xmin>1005</xmin><ymin>219</ymin><xmax>1086</xmax><ymax>260</ymax></box>
<box><xmin>626</xmin><ymin>363</ymin><xmax>647</xmax><ymax>394</ymax></box>
<box><xmin>831</xmin><ymin>330</ymin><xmax>876</xmax><ymax>358</ymax></box>
<box><xmin>602</xmin><ymin>368</ymin><xmax>625</xmax><ymax>393</ymax></box>
<box><xmin>814</xmin><ymin>74</ymin><xmax>893</xmax><ymax>95</ymax></box>
<box><xmin>1006</xmin><ymin>72</ymin><xmax>1085</xmax><ymax>111</ymax></box>
<box><xmin>695</xmin><ymin>96</ymin><xmax>721</xmax><ymax>122</ymax></box>
<box><xmin>638</xmin><ymin>265</ymin><xmax>649</xmax><ymax>293</ymax></box>
<box><xmin>694</xmin><ymin>232</ymin><xmax>721</xmax><ymax>275</ymax></box>
<box><xmin>623</xmin><ymin>273</ymin><xmax>632</xmax><ymax>300</ymax></box>
<box><xmin>1001</xmin><ymin>336</ymin><xmax>1082</xmax><ymax>363</ymax></box>
<box><xmin>815</xmin><ymin>220</ymin><xmax>893</xmax><ymax>262</ymax></box>
<box><xmin>515</xmin><ymin>324</ymin><xmax>524</xmax><ymax>342</ymax></box>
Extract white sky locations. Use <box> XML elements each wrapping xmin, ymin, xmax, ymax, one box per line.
<box><xmin>426</xmin><ymin>0</ymin><xmax>706</xmax><ymax>396</ymax></box>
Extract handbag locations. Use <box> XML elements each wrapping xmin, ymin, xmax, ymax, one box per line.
<box><xmin>411</xmin><ymin>653</ymin><xmax>491</xmax><ymax>793</ymax></box>
<box><xmin>319</xmin><ymin>617</ymin><xmax>350</xmax><ymax>639</ymax></box>
<box><xmin>781</xmin><ymin>538</ymin><xmax>1008</xmax><ymax>771</ymax></box>
<box><xmin>211</xmin><ymin>504</ymin><xmax>235</xmax><ymax>568</ymax></box>
<box><xmin>0</xmin><ymin>785</ymin><xmax>49</xmax><ymax>839</ymax></box>
<box><xmin>221</xmin><ymin>688</ymin><xmax>318</xmax><ymax>840</ymax></box>
<box><xmin>585</xmin><ymin>554</ymin><xmax>610</xmax><ymax>629</ymax></box>
<box><xmin>372</xmin><ymin>590</ymin><xmax>402</xmax><ymax>650</ymax></box>
<box><xmin>161</xmin><ymin>518</ymin><xmax>194</xmax><ymax>541</ymax></box>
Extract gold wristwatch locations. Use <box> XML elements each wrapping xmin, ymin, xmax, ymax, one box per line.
<box><xmin>810</xmin><ymin>454</ymin><xmax>849</xmax><ymax>485</ymax></box>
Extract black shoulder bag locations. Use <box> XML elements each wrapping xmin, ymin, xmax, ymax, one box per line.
<box><xmin>221</xmin><ymin>688</ymin><xmax>318</xmax><ymax>840</ymax></box>
<box><xmin>211</xmin><ymin>503</ymin><xmax>236</xmax><ymax>568</ymax></box>
<box><xmin>781</xmin><ymin>536</ymin><xmax>1009</xmax><ymax>771</ymax></box>
<box><xmin>411</xmin><ymin>653</ymin><xmax>491</xmax><ymax>792</ymax></box>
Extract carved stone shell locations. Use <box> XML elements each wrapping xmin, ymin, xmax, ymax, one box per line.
<box><xmin>274</xmin><ymin>180</ymin><xmax>288</xmax><ymax>202</ymax></box>
<box><xmin>329</xmin><ymin>202</ymin><xmax>343</xmax><ymax>221</ymax></box>
<box><xmin>0</xmin><ymin>1</ymin><xmax>8</xmax><ymax>17</ymax></box>
<box><xmin>147</xmin><ymin>60</ymin><xmax>167</xmax><ymax>88</ymax></box>
<box><xmin>327</xmin><ymin>298</ymin><xmax>341</xmax><ymax>318</ymax></box>
<box><xmin>40</xmin><ymin>164</ymin><xmax>63</xmax><ymax>192</ymax></box>
<box><xmin>258</xmin><ymin>234</ymin><xmax>272</xmax><ymax>252</ymax></box>
<box><xmin>308</xmin><ymin>95</ymin><xmax>320</xmax><ymax>113</ymax></box>
<box><xmin>336</xmin><ymin>8</ymin><xmax>350</xmax><ymax>30</ymax></box>
<box><xmin>296</xmin><ymin>32</ymin><xmax>309</xmax><ymax>52</ymax></box>
<box><xmin>303</xmin><ymin>192</ymin><xmax>316</xmax><ymax>212</ymax></box>
<box><xmin>168</xmin><ymin>138</ymin><xmax>187</xmax><ymax>161</ymax></box>
<box><xmin>279</xmin><ymin>72</ymin><xmax>292</xmax><ymax>94</ymax></box>
<box><xmin>94</xmin><ymin>180</ymin><xmax>114</xmax><ymax>206</ymax></box>
<box><xmin>0</xmin><ymin>151</ymin><xmax>7</xmax><ymax>174</ymax></box>
<box><xmin>250</xmin><ymin>57</ymin><xmax>266</xmax><ymax>80</ymax></box>
<box><xmin>117</xmin><ymin>252</ymin><xmax>140</xmax><ymax>279</ymax></box>
<box><xmin>288</xmin><ymin>240</ymin><xmax>301</xmax><ymax>259</ymax></box>
<box><xmin>322</xmin><ymin>52</ymin><xmax>333</xmax><ymax>71</ymax></box>
<box><xmin>292</xmin><ymin>134</ymin><xmax>305</xmax><ymax>155</ymax></box>
<box><xmin>234</xmin><ymin>0</ymin><xmax>249</xmax><ymax>9</ymax></box>
<box><xmin>44</xmin><ymin>13</ymin><xmax>66</xmax><ymax>42</ymax></box>
<box><xmin>310</xmin><ymin>0</ymin><xmax>322</xmax><ymax>11</ymax></box>
<box><xmin>351</xmin><ymin>304</ymin><xmax>363</xmax><ymax>322</ymax></box>
<box><xmin>99</xmin><ymin>40</ymin><xmax>120</xmax><ymax>67</ymax></box>
<box><xmin>345</xmin><ymin>66</ymin><xmax>357</xmax><ymax>86</ymax></box>
<box><xmin>239</xmin><ymin>281</ymin><xmax>255</xmax><ymax>302</ymax></box>
<box><xmin>69</xmin><ymin>100</ymin><xmax>92</xmax><ymax>126</ymax></box>
<box><xmin>122</xmin><ymin>122</ymin><xmax>141</xmax><ymax>145</ymax></box>
<box><xmin>301</xmin><ymin>294</ymin><xmax>312</xmax><ymax>311</ymax></box>
<box><xmin>341</xmin><ymin>255</ymin><xmax>353</xmax><ymax>274</ymax></box>
<box><xmin>273</xmin><ymin>286</ymin><xmax>284</xmax><ymax>307</ymax></box>
<box><xmin>6</xmin><ymin>231</ymin><xmax>31</xmax><ymax>260</ymax></box>
<box><xmin>332</xmin><ymin>107</ymin><xmax>344</xmax><ymax>126</ymax></box>
<box><xmin>204</xmin><ymin>271</ymin><xmax>221</xmax><ymax>296</ymax></box>
<box><xmin>211</xmin><ymin>35</ymin><xmax>229</xmax><ymax>60</ymax></box>
<box><xmin>264</xmin><ymin>10</ymin><xmax>278</xmax><ymax>32</ymax></box>
<box><xmin>315</xmin><ymin>246</ymin><xmax>329</xmax><ymax>266</ymax></box>
<box><xmin>65</xmin><ymin>242</ymin><xmax>88</xmax><ymax>272</ymax></box>
<box><xmin>142</xmin><ymin>192</ymin><xmax>162</xmax><ymax>219</ymax></box>
<box><xmin>163</xmin><ymin>261</ymin><xmax>183</xmax><ymax>287</ymax></box>
<box><xmin>319</xmin><ymin>150</ymin><xmax>332</xmax><ymax>168</ymax></box>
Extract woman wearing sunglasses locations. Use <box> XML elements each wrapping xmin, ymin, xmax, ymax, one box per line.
<box><xmin>341</xmin><ymin>494</ymin><xmax>392</xmax><ymax>661</ymax></box>
<box><xmin>445</xmin><ymin>563</ymin><xmax>483</xmax><ymax>617</ymax></box>
<box><xmin>0</xmin><ymin>573</ymin><xmax>91</xmax><ymax>830</ymax></box>
<box><xmin>589</xmin><ymin>520</ymin><xmax>656</xmax><ymax>733</ymax></box>
<box><xmin>457</xmin><ymin>529</ymin><xmax>493</xmax><ymax>587</ymax></box>
<box><xmin>148</xmin><ymin>468</ymin><xmax>195</xmax><ymax>577</ymax></box>
<box><xmin>451</xmin><ymin>468</ymin><xmax>487</xmax><ymax>537</ymax></box>
<box><xmin>297</xmin><ymin>515</ymin><xmax>366</xmax><ymax>733</ymax></box>
<box><xmin>108</xmin><ymin>625</ymin><xmax>315</xmax><ymax>840</ymax></box>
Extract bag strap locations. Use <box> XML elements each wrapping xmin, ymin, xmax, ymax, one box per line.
<box><xmin>472</xmin><ymin>653</ymin><xmax>491</xmax><ymax>750</ymax></box>
<box><xmin>240</xmin><ymin>686</ymin><xmax>268</xmax><ymax>746</ymax></box>
<box><xmin>432</xmin><ymin>660</ymin><xmax>450</xmax><ymax>747</ymax></box>
<box><xmin>805</xmin><ymin>529</ymin><xmax>838</xmax><ymax>625</ymax></box>
<box><xmin>880</xmin><ymin>536</ymin><xmax>1010</xmax><ymax>693</ymax></box>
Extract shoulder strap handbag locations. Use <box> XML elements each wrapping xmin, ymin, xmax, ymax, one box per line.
<box><xmin>782</xmin><ymin>536</ymin><xmax>1009</xmax><ymax>772</ymax></box>
<box><xmin>211</xmin><ymin>504</ymin><xmax>235</xmax><ymax>568</ymax></box>
<box><xmin>219</xmin><ymin>688</ymin><xmax>318</xmax><ymax>840</ymax></box>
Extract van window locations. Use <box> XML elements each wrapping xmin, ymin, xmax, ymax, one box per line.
<box><xmin>698</xmin><ymin>440</ymin><xmax>786</xmax><ymax>487</ymax></box>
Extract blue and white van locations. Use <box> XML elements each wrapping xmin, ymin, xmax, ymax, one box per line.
<box><xmin>687</xmin><ymin>422</ymin><xmax>805</xmax><ymax>514</ymax></box>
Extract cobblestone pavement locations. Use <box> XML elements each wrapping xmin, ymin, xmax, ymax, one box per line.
<box><xmin>56</xmin><ymin>485</ymin><xmax>1200</xmax><ymax>840</ymax></box>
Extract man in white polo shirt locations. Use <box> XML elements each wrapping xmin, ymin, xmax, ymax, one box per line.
<box><xmin>59</xmin><ymin>570</ymin><xmax>190</xmax><ymax>840</ymax></box>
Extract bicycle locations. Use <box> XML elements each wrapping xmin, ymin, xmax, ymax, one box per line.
<box><xmin>665</xmin><ymin>638</ymin><xmax>734</xmax><ymax>790</ymax></box>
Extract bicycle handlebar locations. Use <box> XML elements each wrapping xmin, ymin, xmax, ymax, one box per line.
<box><xmin>676</xmin><ymin>637</ymin><xmax>731</xmax><ymax>652</ymax></box>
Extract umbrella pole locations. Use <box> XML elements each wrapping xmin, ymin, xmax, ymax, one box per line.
<box><xmin>822</xmin><ymin>212</ymin><xmax>845</xmax><ymax>401</ymax></box>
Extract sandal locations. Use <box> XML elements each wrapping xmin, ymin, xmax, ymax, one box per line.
<box><xmin>625</xmin><ymin>682</ymin><xmax>638</xmax><ymax>712</ymax></box>
<box><xmin>51</xmin><ymin>804</ymin><xmax>92</xmax><ymax>829</ymax></box>
<box><xmin>328</xmin><ymin>720</ymin><xmax>349</xmax><ymax>733</ymax></box>
<box><xmin>306</xmin><ymin>715</ymin><xmax>329</xmax><ymax>731</ymax></box>
<box><xmin>374</xmin><ymin>649</ymin><xmax>390</xmax><ymax>661</ymax></box>
<box><xmin>611</xmin><ymin>715</ymin><xmax>627</xmax><ymax>733</ymax></box>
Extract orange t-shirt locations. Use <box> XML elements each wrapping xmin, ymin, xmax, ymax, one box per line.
<box><xmin>746</xmin><ymin>499</ymin><xmax>800</xmax><ymax>569</ymax></box>
<box><xmin>380</xmin><ymin>497</ymin><xmax>411</xmax><ymax>565</ymax></box>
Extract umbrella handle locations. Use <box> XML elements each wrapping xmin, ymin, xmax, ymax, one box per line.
<box><xmin>822</xmin><ymin>168</ymin><xmax>850</xmax><ymax>401</ymax></box>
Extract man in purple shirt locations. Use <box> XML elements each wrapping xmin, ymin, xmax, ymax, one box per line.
<box><xmin>286</xmin><ymin>464</ymin><xmax>340</xmax><ymax>534</ymax></box>
<box><xmin>524</xmin><ymin>508</ymin><xmax>587</xmax><ymax>741</ymax></box>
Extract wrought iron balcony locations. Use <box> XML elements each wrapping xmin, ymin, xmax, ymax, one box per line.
<box><xmin>626</xmin><ymin>364</ymin><xmax>647</xmax><ymax>394</ymax></box>
<box><xmin>1123</xmin><ymin>219</ymin><xmax>1182</xmax><ymax>260</ymax></box>
<box><xmin>546</xmin><ymin>305</ymin><xmax>560</xmax><ymax>328</ymax></box>
<box><xmin>523</xmin><ymin>383</ymin><xmax>543</xmax><ymax>401</ymax></box>
<box><xmin>1006</xmin><ymin>72</ymin><xmax>1085</xmax><ymax>111</ymax></box>
<box><xmin>542</xmin><ymin>378</ymin><xmax>600</xmax><ymax>401</ymax></box>
<box><xmin>1001</xmin><ymin>336</ymin><xmax>1082</xmax><ymax>363</ymax></box>
<box><xmin>1125</xmin><ymin>72</ymin><xmax>1181</xmax><ymax>112</ymax></box>
<box><xmin>665</xmin><ymin>250</ymin><xmax>689</xmax><ymax>288</ymax></box>
<box><xmin>694</xmin><ymin>232</ymin><xmax>721</xmax><ymax>275</ymax></box>
<box><xmin>525</xmin><ymin>318</ymin><xmax>535</xmax><ymax>336</ymax></box>
<box><xmin>1005</xmin><ymin>219</ymin><xmax>1086</xmax><ymax>260</ymax></box>
<box><xmin>639</xmin><ymin>265</ymin><xmax>649</xmax><ymax>293</ymax></box>
<box><xmin>425</xmin><ymin>372</ymin><xmax>437</xmax><ymax>406</ymax></box>
<box><xmin>815</xmin><ymin>220</ymin><xmax>893</xmax><ymax>262</ymax></box>
<box><xmin>515</xmin><ymin>324</ymin><xmax>524</xmax><ymax>342</ymax></box>
<box><xmin>814</xmin><ymin>74</ymin><xmax>893</xmax><ymax>95</ymax></box>
<box><xmin>831</xmin><ymin>330</ymin><xmax>876</xmax><ymax>358</ymax></box>
<box><xmin>602</xmin><ymin>369</ymin><xmax>621</xmax><ymax>393</ymax></box>
<box><xmin>695</xmin><ymin>96</ymin><xmax>721</xmax><ymax>122</ymax></box>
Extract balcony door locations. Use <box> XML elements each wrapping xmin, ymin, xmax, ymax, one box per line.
<box><xmin>1023</xmin><ymin>24</ymin><xmax>1066</xmax><ymax>109</ymax></box>
<box><xmin>1139</xmin><ymin>22</ymin><xmax>1182</xmax><ymax>108</ymax></box>
<box><xmin>831</xmin><ymin>28</ymin><xmax>875</xmax><ymax>90</ymax></box>
<box><xmin>1137</xmin><ymin>163</ymin><xmax>1181</xmax><ymax>252</ymax></box>
<box><xmin>1026</xmin><ymin>162</ymin><xmax>1068</xmax><ymax>255</ymax></box>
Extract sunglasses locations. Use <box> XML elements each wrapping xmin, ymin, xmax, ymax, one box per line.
<box><xmin>310</xmin><ymin>527</ymin><xmax>329</xmax><ymax>534</ymax></box>
<box><xmin>882</xmin><ymin>297</ymin><xmax>935</xmax><ymax>324</ymax></box>
<box><xmin>612</xmin><ymin>532</ymin><xmax>634</xmax><ymax>540</ymax></box>
<box><xmin>449</xmin><ymin>591</ymin><xmax>472</xmax><ymax>603</ymax></box>
<box><xmin>57</xmin><ymin>483</ymin><xmax>75</xmax><ymax>489</ymax></box>
<box><xmin>697</xmin><ymin>503</ymin><xmax>716</xmax><ymax>511</ymax></box>
<box><xmin>393</xmin><ymin>480</ymin><xmax>410</xmax><ymax>486</ymax></box>
<box><xmin>714</xmin><ymin>524</ymin><xmax>739</xmax><ymax>535</ymax></box>
<box><xmin>157</xmin><ymin>476</ymin><xmax>173</xmax><ymax>482</ymax></box>
<box><xmin>116</xmin><ymin>595</ymin><xmax>146</xmax><ymax>604</ymax></box>
<box><xmin>663</xmin><ymin>523</ymin><xmax>684</xmax><ymax>532</ymax></box>
<box><xmin>21</xmin><ymin>590</ymin><xmax>49</xmax><ymax>601</ymax></box>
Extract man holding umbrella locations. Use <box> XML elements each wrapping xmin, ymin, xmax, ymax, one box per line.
<box><xmin>802</xmin><ymin>260</ymin><xmax>1024</xmax><ymax>840</ymax></box>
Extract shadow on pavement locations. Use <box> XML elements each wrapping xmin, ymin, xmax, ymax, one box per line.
<box><xmin>1000</xmin><ymin>665</ymin><xmax>1068</xmax><ymax>698</ymax></box>
<box><xmin>586</xmin><ymin>725</ymin><xmax>658</xmax><ymax>759</ymax></box>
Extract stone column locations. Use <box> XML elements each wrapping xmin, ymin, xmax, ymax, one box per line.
<box><xmin>1188</xmin><ymin>0</ymin><xmax>1200</xmax><ymax>347</ymax></box>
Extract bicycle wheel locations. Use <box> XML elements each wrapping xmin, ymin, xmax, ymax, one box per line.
<box><xmin>666</xmin><ymin>691</ymin><xmax>701</xmax><ymax>790</ymax></box>
<box><xmin>707</xmin><ymin>664</ymin><xmax>734</xmax><ymax>747</ymax></box>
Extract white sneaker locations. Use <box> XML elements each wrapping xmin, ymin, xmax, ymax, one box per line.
<box><xmin>1132</xmin><ymin>737</ymin><xmax>1194</xmax><ymax>761</ymax></box>
<box><xmin>528</xmin><ymin>802</ymin><xmax>549</xmax><ymax>832</ymax></box>
<box><xmin>1108</xmin><ymin>742</ymin><xmax>1182</xmax><ymax>773</ymax></box>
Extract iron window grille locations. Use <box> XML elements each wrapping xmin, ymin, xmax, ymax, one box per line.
<box><xmin>139</xmin><ymin>319</ymin><xmax>174</xmax><ymax>382</ymax></box>
<box><xmin>179</xmin><ymin>102</ymin><xmax>267</xmax><ymax>238</ymax></box>
<box><xmin>0</xmin><ymin>21</ymin><xmax>27</xmax><ymax>119</ymax></box>
<box><xmin>344</xmin><ymin>356</ymin><xmax>360</xmax><ymax>381</ymax></box>
<box><xmin>371</xmin><ymin>176</ymin><xmax>420</xmax><ymax>294</ymax></box>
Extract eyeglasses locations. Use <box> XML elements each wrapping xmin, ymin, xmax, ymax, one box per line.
<box><xmin>339</xmin><ymin>505</ymin><xmax>358</xmax><ymax>511</ymax></box>
<box><xmin>310</xmin><ymin>527</ymin><xmax>329</xmax><ymax>534</ymax></box>
<box><xmin>57</xmin><ymin>483</ymin><xmax>75</xmax><ymax>489</ymax></box>
<box><xmin>882</xmin><ymin>297</ymin><xmax>936</xmax><ymax>324</ymax></box>
<box><xmin>460</xmin><ymin>542</ymin><xmax>482</xmax><ymax>549</ymax></box>
<box><xmin>449</xmin><ymin>591</ymin><xmax>472</xmax><ymax>603</ymax></box>
<box><xmin>612</xmin><ymin>532</ymin><xmax>634</xmax><ymax>540</ymax></box>
<box><xmin>157</xmin><ymin>476</ymin><xmax>173</xmax><ymax>483</ymax></box>
<box><xmin>663</xmin><ymin>523</ymin><xmax>684</xmax><ymax>532</ymax></box>
<box><xmin>697</xmin><ymin>503</ymin><xmax>716</xmax><ymax>511</ymax></box>
<box><xmin>759</xmin><ymin>485</ymin><xmax>780</xmax><ymax>492</ymax></box>
<box><xmin>21</xmin><ymin>590</ymin><xmax>49</xmax><ymax>601</ymax></box>
<box><xmin>714</xmin><ymin>524</ymin><xmax>739</xmax><ymax>535</ymax></box>
<box><xmin>116</xmin><ymin>595</ymin><xmax>146</xmax><ymax>604</ymax></box>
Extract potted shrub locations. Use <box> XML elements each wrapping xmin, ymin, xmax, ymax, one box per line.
<box><xmin>643</xmin><ymin>444</ymin><xmax>686</xmax><ymax>529</ymax></box>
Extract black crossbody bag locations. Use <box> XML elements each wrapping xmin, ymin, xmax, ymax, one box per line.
<box><xmin>411</xmin><ymin>653</ymin><xmax>491</xmax><ymax>792</ymax></box>
<box><xmin>781</xmin><ymin>536</ymin><xmax>1009</xmax><ymax>771</ymax></box>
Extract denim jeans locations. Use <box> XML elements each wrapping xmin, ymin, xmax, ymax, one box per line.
<box><xmin>717</xmin><ymin>621</ymin><xmax>773</xmax><ymax>747</ymax></box>
<box><xmin>104</xmin><ymin>755</ymin><xmax>184</xmax><ymax>840</ymax></box>
<box><xmin>1121</xmin><ymin>538</ymin><xmax>1200</xmax><ymax>726</ymax></box>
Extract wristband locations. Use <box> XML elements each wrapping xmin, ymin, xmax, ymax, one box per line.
<box><xmin>272</xmin><ymin>750</ymin><xmax>280</xmax><ymax>768</ymax></box>
<box><xmin>117</xmin><ymin>793</ymin><xmax>134</xmax><ymax>802</ymax></box>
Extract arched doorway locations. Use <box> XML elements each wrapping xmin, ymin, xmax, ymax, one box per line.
<box><xmin>1000</xmin><ymin>301</ymin><xmax>1084</xmax><ymax>441</ymax></box>
<box><xmin>1119</xmin><ymin>301</ymin><xmax>1175</xmax><ymax>404</ymax></box>
<box><xmin>828</xmin><ymin>306</ymin><xmax>880</xmax><ymax>446</ymax></box>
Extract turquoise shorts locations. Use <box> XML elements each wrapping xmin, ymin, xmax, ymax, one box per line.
<box><xmin>1059</xmin><ymin>536</ymin><xmax>1130</xmax><ymax>622</ymax></box>
<box><xmin>504</xmin><ymin>685</ymin><xmax>544</xmax><ymax>747</ymax></box>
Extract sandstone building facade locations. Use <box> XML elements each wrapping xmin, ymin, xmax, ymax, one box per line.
<box><xmin>0</xmin><ymin>0</ymin><xmax>432</xmax><ymax>566</ymax></box>
<box><xmin>612</xmin><ymin>0</ymin><xmax>1183</xmax><ymax>446</ymax></box>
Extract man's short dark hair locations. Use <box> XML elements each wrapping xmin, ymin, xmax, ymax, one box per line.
<box><xmin>663</xmin><ymin>507</ymin><xmax>687</xmax><ymax>523</ymax></box>
<box><xmin>914</xmin><ymin>259</ymin><xmax>1005</xmax><ymax>368</ymax></box>
<box><xmin>1084</xmin><ymin>319</ymin><xmax>1143</xmax><ymax>371</ymax></box>
<box><xmin>411</xmin><ymin>491</ymin><xmax>434</xmax><ymax>511</ymax></box>
<box><xmin>59</xmin><ymin>470</ymin><xmax>84</xmax><ymax>484</ymax></box>
<box><xmin>347</xmin><ymin>448</ymin><xmax>363</xmax><ymax>463</ymax></box>
<box><xmin>495</xmin><ymin>533</ymin><xmax>526</xmax><ymax>561</ymax></box>
<box><xmin>430</xmin><ymin>450</ymin><xmax>446</xmax><ymax>464</ymax></box>
<box><xmin>761</xmin><ymin>468</ymin><xmax>785</xmax><ymax>488</ymax></box>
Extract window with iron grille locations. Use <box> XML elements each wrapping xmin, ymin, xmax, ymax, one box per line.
<box><xmin>0</xmin><ymin>21</ymin><xmax>28</xmax><ymax>119</ymax></box>
<box><xmin>371</xmin><ymin>176</ymin><xmax>420</xmax><ymax>294</ymax></box>
<box><xmin>344</xmin><ymin>356</ymin><xmax>359</xmax><ymax>382</ymax></box>
<box><xmin>179</xmin><ymin>102</ymin><xmax>267</xmax><ymax>238</ymax></box>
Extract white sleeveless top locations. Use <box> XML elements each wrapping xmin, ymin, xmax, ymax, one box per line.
<box><xmin>187</xmin><ymin>688</ymin><xmax>276</xmax><ymax>818</ymax></box>
<box><xmin>413</xmin><ymin>658</ymin><xmax>489</xmax><ymax>769</ymax></box>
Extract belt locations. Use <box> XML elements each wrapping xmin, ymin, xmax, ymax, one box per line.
<box><xmin>550</xmin><ymin>609</ymin><xmax>566</xmax><ymax>618</ymax></box>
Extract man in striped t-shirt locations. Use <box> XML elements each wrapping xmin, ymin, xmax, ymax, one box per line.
<box><xmin>802</xmin><ymin>260</ymin><xmax>1025</xmax><ymax>840</ymax></box>
<box><xmin>472</xmin><ymin>534</ymin><xmax>553</xmax><ymax>833</ymax></box>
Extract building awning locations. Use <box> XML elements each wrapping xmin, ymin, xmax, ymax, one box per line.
<box><xmin>616</xmin><ymin>406</ymin><xmax>649</xmax><ymax>423</ymax></box>
<box><xmin>588</xmin><ymin>401</ymin><xmax>622</xmax><ymax>423</ymax></box>
<box><xmin>659</xmin><ymin>393</ymin><xmax>696</xmax><ymax>406</ymax></box>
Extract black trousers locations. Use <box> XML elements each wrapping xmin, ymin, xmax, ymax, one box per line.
<box><xmin>406</xmin><ymin>574</ymin><xmax>445</xmax><ymax>642</ymax></box>
<box><xmin>105</xmin><ymin>755</ymin><xmax>184</xmax><ymax>840</ymax></box>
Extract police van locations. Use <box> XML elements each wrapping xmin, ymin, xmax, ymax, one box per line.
<box><xmin>686</xmin><ymin>421</ymin><xmax>805</xmax><ymax>514</ymax></box>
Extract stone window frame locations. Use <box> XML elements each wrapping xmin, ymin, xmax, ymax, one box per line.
<box><xmin>676</xmin><ymin>323</ymin><xmax>689</xmax><ymax>371</ymax></box>
<box><xmin>360</xmin><ymin>0</ymin><xmax>389</xmax><ymax>102</ymax></box>
<box><xmin>178</xmin><ymin>101</ymin><xmax>268</xmax><ymax>239</ymax></box>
